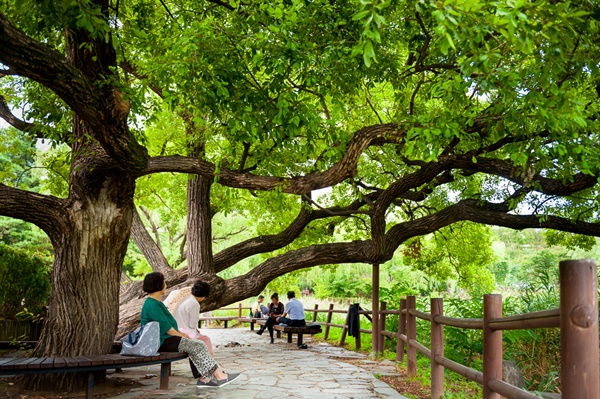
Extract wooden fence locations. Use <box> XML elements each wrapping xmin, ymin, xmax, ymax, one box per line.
<box><xmin>301</xmin><ymin>259</ymin><xmax>599</xmax><ymax>398</ymax></box>
<box><xmin>0</xmin><ymin>320</ymin><xmax>43</xmax><ymax>341</ymax></box>
<box><xmin>216</xmin><ymin>304</ymin><xmax>250</xmax><ymax>317</ymax></box>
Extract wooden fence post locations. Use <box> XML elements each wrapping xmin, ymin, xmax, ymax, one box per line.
<box><xmin>430</xmin><ymin>298</ymin><xmax>444</xmax><ymax>399</ymax></box>
<box><xmin>372</xmin><ymin>263</ymin><xmax>380</xmax><ymax>357</ymax></box>
<box><xmin>312</xmin><ymin>304</ymin><xmax>319</xmax><ymax>323</ymax></box>
<box><xmin>560</xmin><ymin>259</ymin><xmax>599</xmax><ymax>398</ymax></box>
<box><xmin>379</xmin><ymin>301</ymin><xmax>387</xmax><ymax>353</ymax></box>
<box><xmin>324</xmin><ymin>303</ymin><xmax>334</xmax><ymax>340</ymax></box>
<box><xmin>238</xmin><ymin>303</ymin><xmax>242</xmax><ymax>317</ymax></box>
<box><xmin>406</xmin><ymin>295</ymin><xmax>417</xmax><ymax>377</ymax></box>
<box><xmin>340</xmin><ymin>305</ymin><xmax>350</xmax><ymax>347</ymax></box>
<box><xmin>483</xmin><ymin>294</ymin><xmax>502</xmax><ymax>399</ymax></box>
<box><xmin>396</xmin><ymin>298</ymin><xmax>406</xmax><ymax>363</ymax></box>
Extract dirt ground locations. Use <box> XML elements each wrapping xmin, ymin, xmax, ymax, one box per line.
<box><xmin>0</xmin><ymin>376</ymin><xmax>144</xmax><ymax>399</ymax></box>
<box><xmin>333</xmin><ymin>357</ymin><xmax>430</xmax><ymax>399</ymax></box>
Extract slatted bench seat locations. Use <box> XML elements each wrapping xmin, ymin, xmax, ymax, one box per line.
<box><xmin>273</xmin><ymin>324</ymin><xmax>322</xmax><ymax>345</ymax></box>
<box><xmin>197</xmin><ymin>316</ymin><xmax>238</xmax><ymax>328</ymax></box>
<box><xmin>243</xmin><ymin>320</ymin><xmax>322</xmax><ymax>345</ymax></box>
<box><xmin>249</xmin><ymin>319</ymin><xmax>282</xmax><ymax>338</ymax></box>
<box><xmin>238</xmin><ymin>316</ymin><xmax>268</xmax><ymax>331</ymax></box>
<box><xmin>0</xmin><ymin>352</ymin><xmax>188</xmax><ymax>399</ymax></box>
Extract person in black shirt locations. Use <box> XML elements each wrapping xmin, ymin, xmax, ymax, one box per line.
<box><xmin>256</xmin><ymin>293</ymin><xmax>284</xmax><ymax>343</ymax></box>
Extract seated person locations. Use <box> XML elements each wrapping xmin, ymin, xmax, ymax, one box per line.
<box><xmin>256</xmin><ymin>293</ymin><xmax>284</xmax><ymax>343</ymax></box>
<box><xmin>251</xmin><ymin>295</ymin><xmax>269</xmax><ymax>317</ymax></box>
<box><xmin>140</xmin><ymin>272</ymin><xmax>240</xmax><ymax>387</ymax></box>
<box><xmin>172</xmin><ymin>279</ymin><xmax>214</xmax><ymax>355</ymax></box>
<box><xmin>276</xmin><ymin>290</ymin><xmax>306</xmax><ymax>328</ymax></box>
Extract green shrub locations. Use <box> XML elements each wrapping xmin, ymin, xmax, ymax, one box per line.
<box><xmin>0</xmin><ymin>244</ymin><xmax>51</xmax><ymax>319</ymax></box>
<box><xmin>503</xmin><ymin>251</ymin><xmax>562</xmax><ymax>392</ymax></box>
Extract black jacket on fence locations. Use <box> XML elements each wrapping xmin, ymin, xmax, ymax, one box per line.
<box><xmin>348</xmin><ymin>303</ymin><xmax>360</xmax><ymax>337</ymax></box>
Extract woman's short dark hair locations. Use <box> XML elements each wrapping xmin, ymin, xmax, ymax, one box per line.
<box><xmin>143</xmin><ymin>272</ymin><xmax>165</xmax><ymax>294</ymax></box>
<box><xmin>191</xmin><ymin>280</ymin><xmax>211</xmax><ymax>298</ymax></box>
<box><xmin>271</xmin><ymin>293</ymin><xmax>278</xmax><ymax>300</ymax></box>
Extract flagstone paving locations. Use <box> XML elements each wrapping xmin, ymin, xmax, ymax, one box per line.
<box><xmin>108</xmin><ymin>326</ymin><xmax>409</xmax><ymax>399</ymax></box>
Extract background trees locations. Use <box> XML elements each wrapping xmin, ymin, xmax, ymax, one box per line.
<box><xmin>1</xmin><ymin>0</ymin><xmax>599</xmax><ymax>391</ymax></box>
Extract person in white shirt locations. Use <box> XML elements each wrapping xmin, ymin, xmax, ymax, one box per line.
<box><xmin>276</xmin><ymin>291</ymin><xmax>306</xmax><ymax>327</ymax></box>
<box><xmin>251</xmin><ymin>295</ymin><xmax>268</xmax><ymax>317</ymax></box>
<box><xmin>172</xmin><ymin>280</ymin><xmax>214</xmax><ymax>355</ymax></box>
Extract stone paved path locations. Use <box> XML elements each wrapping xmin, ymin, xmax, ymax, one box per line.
<box><xmin>109</xmin><ymin>326</ymin><xmax>409</xmax><ymax>399</ymax></box>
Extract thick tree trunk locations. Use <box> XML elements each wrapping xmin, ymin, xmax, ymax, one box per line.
<box><xmin>23</xmin><ymin>148</ymin><xmax>135</xmax><ymax>390</ymax></box>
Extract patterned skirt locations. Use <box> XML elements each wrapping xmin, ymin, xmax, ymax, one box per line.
<box><xmin>178</xmin><ymin>337</ymin><xmax>218</xmax><ymax>378</ymax></box>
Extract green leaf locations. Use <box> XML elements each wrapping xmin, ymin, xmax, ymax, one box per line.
<box><xmin>352</xmin><ymin>10</ymin><xmax>371</xmax><ymax>21</ymax></box>
<box><xmin>363</xmin><ymin>40</ymin><xmax>376</xmax><ymax>67</ymax></box>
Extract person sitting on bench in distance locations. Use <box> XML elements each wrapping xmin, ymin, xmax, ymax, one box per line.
<box><xmin>256</xmin><ymin>293</ymin><xmax>284</xmax><ymax>343</ymax></box>
<box><xmin>251</xmin><ymin>294</ymin><xmax>269</xmax><ymax>317</ymax></box>
<box><xmin>172</xmin><ymin>279</ymin><xmax>214</xmax><ymax>355</ymax></box>
<box><xmin>141</xmin><ymin>272</ymin><xmax>240</xmax><ymax>388</ymax></box>
<box><xmin>276</xmin><ymin>290</ymin><xmax>306</xmax><ymax>328</ymax></box>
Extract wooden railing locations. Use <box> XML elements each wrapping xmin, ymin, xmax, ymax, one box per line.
<box><xmin>301</xmin><ymin>259</ymin><xmax>599</xmax><ymax>398</ymax></box>
<box><xmin>217</xmin><ymin>304</ymin><xmax>250</xmax><ymax>317</ymax></box>
<box><xmin>0</xmin><ymin>319</ymin><xmax>43</xmax><ymax>341</ymax></box>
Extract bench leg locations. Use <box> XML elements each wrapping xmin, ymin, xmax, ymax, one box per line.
<box><xmin>86</xmin><ymin>372</ymin><xmax>94</xmax><ymax>399</ymax></box>
<box><xmin>298</xmin><ymin>334</ymin><xmax>304</xmax><ymax>345</ymax></box>
<box><xmin>224</xmin><ymin>321</ymin><xmax>228</xmax><ymax>328</ymax></box>
<box><xmin>160</xmin><ymin>362</ymin><xmax>171</xmax><ymax>389</ymax></box>
<box><xmin>276</xmin><ymin>330</ymin><xmax>281</xmax><ymax>338</ymax></box>
<box><xmin>250</xmin><ymin>322</ymin><xmax>255</xmax><ymax>331</ymax></box>
<box><xmin>287</xmin><ymin>333</ymin><xmax>293</xmax><ymax>343</ymax></box>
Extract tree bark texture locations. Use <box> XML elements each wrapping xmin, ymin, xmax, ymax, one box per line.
<box><xmin>186</xmin><ymin>175</ymin><xmax>214</xmax><ymax>275</ymax></box>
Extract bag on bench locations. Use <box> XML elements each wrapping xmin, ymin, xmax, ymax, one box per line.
<box><xmin>120</xmin><ymin>321</ymin><xmax>160</xmax><ymax>357</ymax></box>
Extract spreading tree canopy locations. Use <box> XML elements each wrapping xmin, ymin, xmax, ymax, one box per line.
<box><xmin>1</xmin><ymin>0</ymin><xmax>599</xmax><ymax>390</ymax></box>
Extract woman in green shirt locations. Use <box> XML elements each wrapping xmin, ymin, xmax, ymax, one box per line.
<box><xmin>141</xmin><ymin>272</ymin><xmax>240</xmax><ymax>388</ymax></box>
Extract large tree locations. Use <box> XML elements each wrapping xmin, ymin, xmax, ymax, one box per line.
<box><xmin>1</xmin><ymin>0</ymin><xmax>599</xmax><ymax>391</ymax></box>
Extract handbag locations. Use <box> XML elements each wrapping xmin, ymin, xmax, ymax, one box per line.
<box><xmin>120</xmin><ymin>321</ymin><xmax>160</xmax><ymax>356</ymax></box>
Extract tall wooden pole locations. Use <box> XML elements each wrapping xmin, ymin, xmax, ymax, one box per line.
<box><xmin>372</xmin><ymin>263</ymin><xmax>380</xmax><ymax>358</ymax></box>
<box><xmin>483</xmin><ymin>294</ymin><xmax>502</xmax><ymax>399</ymax></box>
<box><xmin>430</xmin><ymin>298</ymin><xmax>444</xmax><ymax>399</ymax></box>
<box><xmin>560</xmin><ymin>259</ymin><xmax>599</xmax><ymax>398</ymax></box>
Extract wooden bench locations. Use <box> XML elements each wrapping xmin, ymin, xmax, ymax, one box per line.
<box><xmin>238</xmin><ymin>316</ymin><xmax>268</xmax><ymax>331</ymax></box>
<box><xmin>273</xmin><ymin>324</ymin><xmax>322</xmax><ymax>345</ymax></box>
<box><xmin>0</xmin><ymin>351</ymin><xmax>187</xmax><ymax>399</ymax></box>
<box><xmin>197</xmin><ymin>316</ymin><xmax>238</xmax><ymax>328</ymax></box>
<box><xmin>243</xmin><ymin>320</ymin><xmax>322</xmax><ymax>345</ymax></box>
